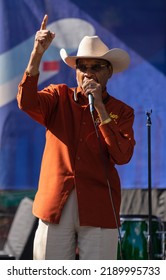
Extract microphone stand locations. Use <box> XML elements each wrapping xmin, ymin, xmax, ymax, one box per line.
<box><xmin>146</xmin><ymin>110</ymin><xmax>153</xmax><ymax>260</ymax></box>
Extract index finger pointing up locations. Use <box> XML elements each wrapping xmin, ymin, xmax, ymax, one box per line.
<box><xmin>40</xmin><ymin>14</ymin><xmax>48</xmax><ymax>30</ymax></box>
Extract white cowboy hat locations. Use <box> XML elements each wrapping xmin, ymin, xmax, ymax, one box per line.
<box><xmin>60</xmin><ymin>35</ymin><xmax>130</xmax><ymax>73</ymax></box>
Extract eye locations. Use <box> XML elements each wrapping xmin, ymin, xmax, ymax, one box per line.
<box><xmin>91</xmin><ymin>64</ymin><xmax>101</xmax><ymax>71</ymax></box>
<box><xmin>77</xmin><ymin>64</ymin><xmax>87</xmax><ymax>72</ymax></box>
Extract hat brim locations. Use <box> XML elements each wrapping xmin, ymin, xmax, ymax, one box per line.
<box><xmin>60</xmin><ymin>48</ymin><xmax>130</xmax><ymax>73</ymax></box>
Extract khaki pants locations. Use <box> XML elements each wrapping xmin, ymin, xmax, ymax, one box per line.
<box><xmin>33</xmin><ymin>189</ymin><xmax>118</xmax><ymax>260</ymax></box>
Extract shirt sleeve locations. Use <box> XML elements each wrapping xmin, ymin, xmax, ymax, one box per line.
<box><xmin>99</xmin><ymin>107</ymin><xmax>135</xmax><ymax>165</ymax></box>
<box><xmin>17</xmin><ymin>72</ymin><xmax>58</xmax><ymax>126</ymax></box>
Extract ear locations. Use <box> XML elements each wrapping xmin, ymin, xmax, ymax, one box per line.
<box><xmin>108</xmin><ymin>65</ymin><xmax>113</xmax><ymax>79</ymax></box>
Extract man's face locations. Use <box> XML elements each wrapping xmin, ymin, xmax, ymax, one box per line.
<box><xmin>76</xmin><ymin>58</ymin><xmax>113</xmax><ymax>92</ymax></box>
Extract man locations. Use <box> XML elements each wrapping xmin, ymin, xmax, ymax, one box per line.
<box><xmin>17</xmin><ymin>15</ymin><xmax>135</xmax><ymax>260</ymax></box>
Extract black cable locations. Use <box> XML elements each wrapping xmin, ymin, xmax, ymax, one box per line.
<box><xmin>90</xmin><ymin>110</ymin><xmax>124</xmax><ymax>260</ymax></box>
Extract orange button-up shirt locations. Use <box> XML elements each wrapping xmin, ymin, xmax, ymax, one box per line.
<box><xmin>17</xmin><ymin>72</ymin><xmax>135</xmax><ymax>228</ymax></box>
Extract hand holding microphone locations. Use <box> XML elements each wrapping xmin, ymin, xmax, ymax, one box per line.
<box><xmin>82</xmin><ymin>78</ymin><xmax>102</xmax><ymax>114</ymax></box>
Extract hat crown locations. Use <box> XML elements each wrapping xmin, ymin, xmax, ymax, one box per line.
<box><xmin>77</xmin><ymin>36</ymin><xmax>109</xmax><ymax>57</ymax></box>
<box><xmin>60</xmin><ymin>35</ymin><xmax>130</xmax><ymax>73</ymax></box>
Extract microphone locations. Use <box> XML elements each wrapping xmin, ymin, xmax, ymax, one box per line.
<box><xmin>88</xmin><ymin>93</ymin><xmax>94</xmax><ymax>114</ymax></box>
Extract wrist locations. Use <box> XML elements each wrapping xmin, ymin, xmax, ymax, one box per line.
<box><xmin>100</xmin><ymin>117</ymin><xmax>111</xmax><ymax>125</ymax></box>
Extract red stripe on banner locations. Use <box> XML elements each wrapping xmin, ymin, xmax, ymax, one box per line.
<box><xmin>43</xmin><ymin>61</ymin><xmax>60</xmax><ymax>71</ymax></box>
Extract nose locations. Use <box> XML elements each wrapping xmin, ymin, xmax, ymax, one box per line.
<box><xmin>84</xmin><ymin>69</ymin><xmax>95</xmax><ymax>78</ymax></box>
<box><xmin>86</xmin><ymin>67</ymin><xmax>95</xmax><ymax>74</ymax></box>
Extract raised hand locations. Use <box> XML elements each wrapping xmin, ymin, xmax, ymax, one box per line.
<box><xmin>34</xmin><ymin>14</ymin><xmax>55</xmax><ymax>55</ymax></box>
<box><xmin>25</xmin><ymin>15</ymin><xmax>55</xmax><ymax>75</ymax></box>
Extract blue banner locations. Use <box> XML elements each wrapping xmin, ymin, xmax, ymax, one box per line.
<box><xmin>0</xmin><ymin>0</ymin><xmax>166</xmax><ymax>190</ymax></box>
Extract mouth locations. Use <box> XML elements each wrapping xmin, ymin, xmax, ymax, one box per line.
<box><xmin>83</xmin><ymin>77</ymin><xmax>90</xmax><ymax>83</ymax></box>
<box><xmin>83</xmin><ymin>77</ymin><xmax>98</xmax><ymax>83</ymax></box>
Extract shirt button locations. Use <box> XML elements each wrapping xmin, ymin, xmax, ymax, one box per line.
<box><xmin>80</xmin><ymin>138</ymin><xmax>83</xmax><ymax>142</ymax></box>
<box><xmin>77</xmin><ymin>156</ymin><xmax>80</xmax><ymax>160</ymax></box>
<box><xmin>82</xmin><ymin>121</ymin><xmax>86</xmax><ymax>125</ymax></box>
